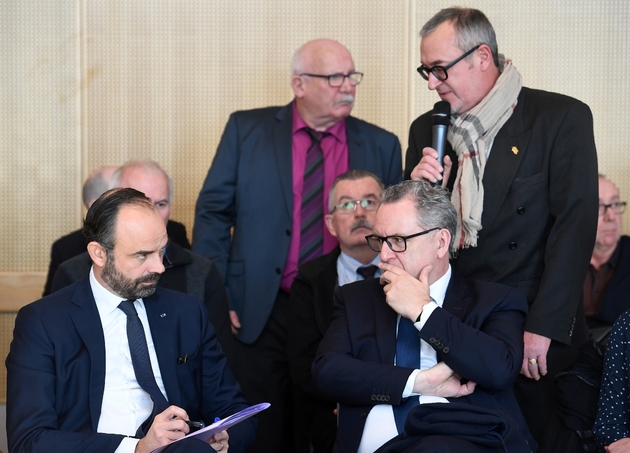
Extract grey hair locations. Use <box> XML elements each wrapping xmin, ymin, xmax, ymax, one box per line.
<box><xmin>381</xmin><ymin>180</ymin><xmax>457</xmax><ymax>255</ymax></box>
<box><xmin>110</xmin><ymin>158</ymin><xmax>174</xmax><ymax>204</ymax></box>
<box><xmin>328</xmin><ymin>169</ymin><xmax>384</xmax><ymax>213</ymax></box>
<box><xmin>82</xmin><ymin>167</ymin><xmax>115</xmax><ymax>209</ymax></box>
<box><xmin>420</xmin><ymin>7</ymin><xmax>500</xmax><ymax>69</ymax></box>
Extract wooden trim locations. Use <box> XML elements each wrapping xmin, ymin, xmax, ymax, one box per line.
<box><xmin>0</xmin><ymin>272</ymin><xmax>46</xmax><ymax>312</ymax></box>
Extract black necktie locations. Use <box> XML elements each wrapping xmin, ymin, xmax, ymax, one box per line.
<box><xmin>393</xmin><ymin>316</ymin><xmax>421</xmax><ymax>433</ymax></box>
<box><xmin>299</xmin><ymin>128</ymin><xmax>326</xmax><ymax>265</ymax></box>
<box><xmin>357</xmin><ymin>264</ymin><xmax>379</xmax><ymax>280</ymax></box>
<box><xmin>118</xmin><ymin>300</ymin><xmax>169</xmax><ymax>435</ymax></box>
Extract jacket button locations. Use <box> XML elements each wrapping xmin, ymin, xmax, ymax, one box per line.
<box><xmin>275</xmin><ymin>268</ymin><xmax>282</xmax><ymax>274</ymax></box>
<box><xmin>443</xmin><ymin>347</ymin><xmax>450</xmax><ymax>353</ymax></box>
<box><xmin>371</xmin><ymin>395</ymin><xmax>376</xmax><ymax>401</ymax></box>
<box><xmin>517</xmin><ymin>207</ymin><xmax>525</xmax><ymax>215</ymax></box>
<box><xmin>429</xmin><ymin>338</ymin><xmax>436</xmax><ymax>344</ymax></box>
<box><xmin>509</xmin><ymin>242</ymin><xmax>517</xmax><ymax>250</ymax></box>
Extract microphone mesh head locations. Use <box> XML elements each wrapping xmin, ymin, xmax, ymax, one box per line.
<box><xmin>432</xmin><ymin>101</ymin><xmax>450</xmax><ymax>126</ymax></box>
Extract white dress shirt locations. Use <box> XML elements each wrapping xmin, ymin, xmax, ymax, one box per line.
<box><xmin>357</xmin><ymin>266</ymin><xmax>452</xmax><ymax>453</ymax></box>
<box><xmin>90</xmin><ymin>267</ymin><xmax>168</xmax><ymax>453</ymax></box>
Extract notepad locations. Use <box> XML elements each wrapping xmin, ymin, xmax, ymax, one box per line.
<box><xmin>149</xmin><ymin>402</ymin><xmax>270</xmax><ymax>453</ymax></box>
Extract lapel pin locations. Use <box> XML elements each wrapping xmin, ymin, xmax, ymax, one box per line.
<box><xmin>511</xmin><ymin>146</ymin><xmax>519</xmax><ymax>155</ymax></box>
<box><xmin>160</xmin><ymin>313</ymin><xmax>166</xmax><ymax>318</ymax></box>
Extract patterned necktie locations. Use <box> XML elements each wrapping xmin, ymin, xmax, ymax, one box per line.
<box><xmin>357</xmin><ymin>264</ymin><xmax>379</xmax><ymax>280</ymax></box>
<box><xmin>299</xmin><ymin>128</ymin><xmax>326</xmax><ymax>265</ymax></box>
<box><xmin>393</xmin><ymin>316</ymin><xmax>421</xmax><ymax>433</ymax></box>
<box><xmin>118</xmin><ymin>300</ymin><xmax>169</xmax><ymax>435</ymax></box>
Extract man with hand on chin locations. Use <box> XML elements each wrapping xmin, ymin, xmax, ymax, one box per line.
<box><xmin>7</xmin><ymin>188</ymin><xmax>255</xmax><ymax>453</ymax></box>
<box><xmin>313</xmin><ymin>180</ymin><xmax>535</xmax><ymax>453</ymax></box>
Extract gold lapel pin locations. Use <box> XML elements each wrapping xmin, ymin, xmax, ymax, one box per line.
<box><xmin>511</xmin><ymin>146</ymin><xmax>519</xmax><ymax>155</ymax></box>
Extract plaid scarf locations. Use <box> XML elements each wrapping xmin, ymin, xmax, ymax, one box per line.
<box><xmin>448</xmin><ymin>57</ymin><xmax>522</xmax><ymax>252</ymax></box>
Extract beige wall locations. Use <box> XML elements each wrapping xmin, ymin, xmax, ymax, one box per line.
<box><xmin>1</xmin><ymin>0</ymin><xmax>629</xmax><ymax>401</ymax></box>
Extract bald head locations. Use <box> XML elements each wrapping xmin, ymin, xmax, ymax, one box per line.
<box><xmin>83</xmin><ymin>165</ymin><xmax>119</xmax><ymax>209</ymax></box>
<box><xmin>291</xmin><ymin>39</ymin><xmax>354</xmax><ymax>76</ymax></box>
<box><xmin>111</xmin><ymin>159</ymin><xmax>173</xmax><ymax>226</ymax></box>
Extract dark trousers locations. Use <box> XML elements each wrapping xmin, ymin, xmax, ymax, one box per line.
<box><xmin>515</xmin><ymin>309</ymin><xmax>588</xmax><ymax>448</ymax></box>
<box><xmin>233</xmin><ymin>291</ymin><xmax>295</xmax><ymax>453</ymax></box>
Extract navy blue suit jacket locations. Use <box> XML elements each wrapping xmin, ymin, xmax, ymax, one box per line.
<box><xmin>312</xmin><ymin>273</ymin><xmax>535</xmax><ymax>453</ymax></box>
<box><xmin>6</xmin><ymin>279</ymin><xmax>255</xmax><ymax>453</ymax></box>
<box><xmin>192</xmin><ymin>102</ymin><xmax>402</xmax><ymax>343</ymax></box>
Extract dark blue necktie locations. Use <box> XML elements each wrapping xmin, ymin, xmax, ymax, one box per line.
<box><xmin>393</xmin><ymin>316</ymin><xmax>421</xmax><ymax>433</ymax></box>
<box><xmin>118</xmin><ymin>300</ymin><xmax>169</xmax><ymax>435</ymax></box>
<box><xmin>357</xmin><ymin>264</ymin><xmax>379</xmax><ymax>280</ymax></box>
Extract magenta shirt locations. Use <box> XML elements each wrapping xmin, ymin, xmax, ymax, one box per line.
<box><xmin>280</xmin><ymin>103</ymin><xmax>349</xmax><ymax>292</ymax></box>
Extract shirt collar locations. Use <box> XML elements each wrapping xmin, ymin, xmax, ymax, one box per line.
<box><xmin>291</xmin><ymin>100</ymin><xmax>346</xmax><ymax>143</ymax></box>
<box><xmin>89</xmin><ymin>266</ymin><xmax>143</xmax><ymax>317</ymax></box>
<box><xmin>429</xmin><ymin>265</ymin><xmax>451</xmax><ymax>307</ymax></box>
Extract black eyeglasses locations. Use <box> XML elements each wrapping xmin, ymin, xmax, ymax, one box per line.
<box><xmin>365</xmin><ymin>227</ymin><xmax>440</xmax><ymax>253</ymax></box>
<box><xmin>417</xmin><ymin>45</ymin><xmax>481</xmax><ymax>82</ymax></box>
<box><xmin>332</xmin><ymin>198</ymin><xmax>378</xmax><ymax>214</ymax></box>
<box><xmin>599</xmin><ymin>202</ymin><xmax>627</xmax><ymax>216</ymax></box>
<box><xmin>300</xmin><ymin>72</ymin><xmax>363</xmax><ymax>87</ymax></box>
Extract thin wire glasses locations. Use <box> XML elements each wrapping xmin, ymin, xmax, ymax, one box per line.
<box><xmin>300</xmin><ymin>72</ymin><xmax>363</xmax><ymax>87</ymax></box>
<box><xmin>417</xmin><ymin>44</ymin><xmax>481</xmax><ymax>82</ymax></box>
<box><xmin>365</xmin><ymin>227</ymin><xmax>440</xmax><ymax>253</ymax></box>
<box><xmin>332</xmin><ymin>198</ymin><xmax>378</xmax><ymax>214</ymax></box>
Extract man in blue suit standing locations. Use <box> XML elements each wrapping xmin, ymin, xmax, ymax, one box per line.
<box><xmin>7</xmin><ymin>188</ymin><xmax>255</xmax><ymax>453</ymax></box>
<box><xmin>192</xmin><ymin>38</ymin><xmax>402</xmax><ymax>452</ymax></box>
<box><xmin>313</xmin><ymin>181</ymin><xmax>535</xmax><ymax>453</ymax></box>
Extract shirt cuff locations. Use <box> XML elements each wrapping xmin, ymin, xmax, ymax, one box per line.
<box><xmin>115</xmin><ymin>436</ymin><xmax>140</xmax><ymax>453</ymax></box>
<box><xmin>402</xmin><ymin>369</ymin><xmax>421</xmax><ymax>398</ymax></box>
<box><xmin>415</xmin><ymin>300</ymin><xmax>438</xmax><ymax>329</ymax></box>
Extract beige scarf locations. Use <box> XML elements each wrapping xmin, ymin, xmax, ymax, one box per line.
<box><xmin>448</xmin><ymin>57</ymin><xmax>522</xmax><ymax>253</ymax></box>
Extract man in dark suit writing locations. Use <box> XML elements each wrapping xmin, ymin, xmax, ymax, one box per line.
<box><xmin>192</xmin><ymin>38</ymin><xmax>402</xmax><ymax>452</ymax></box>
<box><xmin>313</xmin><ymin>180</ymin><xmax>535</xmax><ymax>453</ymax></box>
<box><xmin>404</xmin><ymin>7</ymin><xmax>598</xmax><ymax>445</ymax></box>
<box><xmin>7</xmin><ymin>188</ymin><xmax>255</xmax><ymax>453</ymax></box>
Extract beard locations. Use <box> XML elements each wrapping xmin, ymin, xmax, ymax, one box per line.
<box><xmin>101</xmin><ymin>251</ymin><xmax>161</xmax><ymax>300</ymax></box>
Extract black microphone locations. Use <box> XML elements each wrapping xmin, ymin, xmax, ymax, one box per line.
<box><xmin>432</xmin><ymin>100</ymin><xmax>450</xmax><ymax>184</ymax></box>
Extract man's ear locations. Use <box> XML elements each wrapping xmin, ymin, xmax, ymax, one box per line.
<box><xmin>291</xmin><ymin>74</ymin><xmax>305</xmax><ymax>98</ymax></box>
<box><xmin>477</xmin><ymin>44</ymin><xmax>494</xmax><ymax>71</ymax></box>
<box><xmin>87</xmin><ymin>241</ymin><xmax>108</xmax><ymax>267</ymax></box>
<box><xmin>325</xmin><ymin>214</ymin><xmax>338</xmax><ymax>238</ymax></box>
<box><xmin>436</xmin><ymin>229</ymin><xmax>451</xmax><ymax>260</ymax></box>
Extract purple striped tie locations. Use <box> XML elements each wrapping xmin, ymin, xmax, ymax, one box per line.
<box><xmin>300</xmin><ymin>128</ymin><xmax>326</xmax><ymax>265</ymax></box>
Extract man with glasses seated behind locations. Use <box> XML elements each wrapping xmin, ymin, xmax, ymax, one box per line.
<box><xmin>288</xmin><ymin>169</ymin><xmax>384</xmax><ymax>453</ymax></box>
<box><xmin>404</xmin><ymin>7</ymin><xmax>598</xmax><ymax>447</ymax></box>
<box><xmin>584</xmin><ymin>174</ymin><xmax>630</xmax><ymax>334</ymax></box>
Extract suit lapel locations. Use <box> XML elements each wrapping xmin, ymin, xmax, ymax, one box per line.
<box><xmin>373</xmin><ymin>286</ymin><xmax>398</xmax><ymax>364</ymax></box>
<box><xmin>273</xmin><ymin>103</ymin><xmax>296</xmax><ymax>218</ymax></box>
<box><xmin>480</xmin><ymin>91</ymin><xmax>531</xmax><ymax>236</ymax></box>
<box><xmin>69</xmin><ymin>280</ymin><xmax>107</xmax><ymax>431</ymax></box>
<box><xmin>346</xmin><ymin>116</ymin><xmax>366</xmax><ymax>170</ymax></box>
<box><xmin>145</xmin><ymin>290</ymin><xmax>181</xmax><ymax>405</ymax></box>
<box><xmin>441</xmin><ymin>274</ymin><xmax>472</xmax><ymax>322</ymax></box>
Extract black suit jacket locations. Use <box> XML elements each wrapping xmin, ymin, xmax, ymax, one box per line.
<box><xmin>50</xmin><ymin>243</ymin><xmax>236</xmax><ymax>368</ymax></box>
<box><xmin>587</xmin><ymin>235</ymin><xmax>630</xmax><ymax>328</ymax></box>
<box><xmin>43</xmin><ymin>220</ymin><xmax>191</xmax><ymax>296</ymax></box>
<box><xmin>6</xmin><ymin>280</ymin><xmax>255</xmax><ymax>453</ymax></box>
<box><xmin>288</xmin><ymin>247</ymin><xmax>340</xmax><ymax>453</ymax></box>
<box><xmin>312</xmin><ymin>273</ymin><xmax>535</xmax><ymax>453</ymax></box>
<box><xmin>405</xmin><ymin>87</ymin><xmax>598</xmax><ymax>345</ymax></box>
<box><xmin>193</xmin><ymin>102</ymin><xmax>402</xmax><ymax>344</ymax></box>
